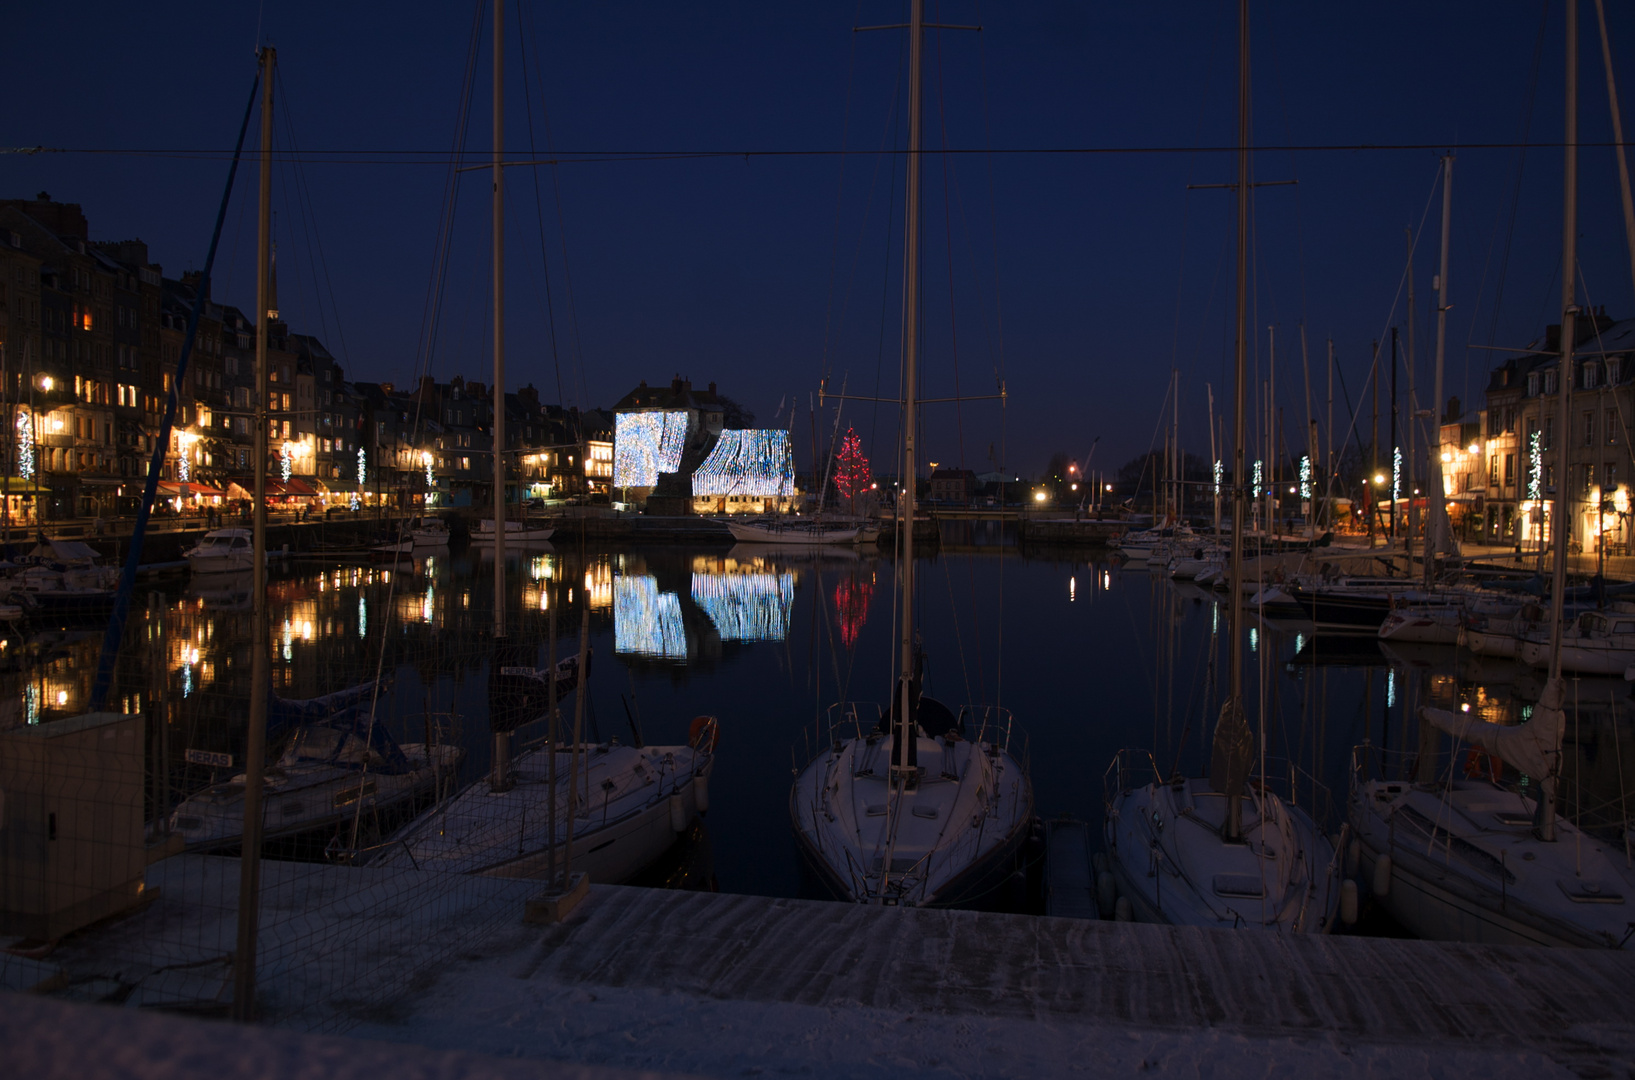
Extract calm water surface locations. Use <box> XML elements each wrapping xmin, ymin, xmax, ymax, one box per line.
<box><xmin>13</xmin><ymin>529</ymin><xmax>1634</xmax><ymax>905</ymax></box>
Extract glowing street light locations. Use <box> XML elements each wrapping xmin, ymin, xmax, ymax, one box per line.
<box><xmin>1033</xmin><ymin>490</ymin><xmax>1048</xmax><ymax>503</ymax></box>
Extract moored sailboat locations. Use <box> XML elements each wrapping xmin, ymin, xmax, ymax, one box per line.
<box><xmin>788</xmin><ymin>1</ymin><xmax>1031</xmax><ymax>907</ymax></box>
<box><xmin>1102</xmin><ymin>0</ymin><xmax>1340</xmax><ymax>934</ymax></box>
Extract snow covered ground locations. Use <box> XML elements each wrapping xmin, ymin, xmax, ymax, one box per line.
<box><xmin>352</xmin><ymin>952</ymin><xmax>1598</xmax><ymax>1079</ymax></box>
<box><xmin>10</xmin><ymin>862</ymin><xmax>1635</xmax><ymax>1078</ymax></box>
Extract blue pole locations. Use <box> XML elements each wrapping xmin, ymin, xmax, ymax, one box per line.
<box><xmin>89</xmin><ymin>74</ymin><xmax>261</xmax><ymax>712</ymax></box>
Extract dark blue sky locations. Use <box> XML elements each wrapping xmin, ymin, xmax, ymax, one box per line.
<box><xmin>6</xmin><ymin>1</ymin><xmax>1634</xmax><ymax>475</ymax></box>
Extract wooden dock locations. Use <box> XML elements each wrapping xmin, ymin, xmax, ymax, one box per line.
<box><xmin>8</xmin><ymin>857</ymin><xmax>1635</xmax><ymax>1076</ymax></box>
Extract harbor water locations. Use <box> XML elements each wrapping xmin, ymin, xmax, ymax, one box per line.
<box><xmin>15</xmin><ymin>528</ymin><xmax>1634</xmax><ymax>908</ymax></box>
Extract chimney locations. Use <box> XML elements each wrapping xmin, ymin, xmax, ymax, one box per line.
<box><xmin>1545</xmin><ymin>324</ymin><xmax>1562</xmax><ymax>353</ymax></box>
<box><xmin>672</xmin><ymin>376</ymin><xmax>685</xmax><ymax>392</ymax></box>
<box><xmin>1445</xmin><ymin>395</ymin><xmax>1461</xmax><ymax>423</ymax></box>
<box><xmin>708</xmin><ymin>381</ymin><xmax>716</xmax><ymax>395</ymax></box>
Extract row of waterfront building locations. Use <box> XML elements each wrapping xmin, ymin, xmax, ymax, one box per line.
<box><xmin>0</xmin><ymin>194</ymin><xmax>812</xmax><ymax>523</ymax></box>
<box><xmin>1439</xmin><ymin>310</ymin><xmax>1635</xmax><ymax>553</ymax></box>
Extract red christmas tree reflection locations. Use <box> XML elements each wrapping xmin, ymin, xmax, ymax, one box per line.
<box><xmin>835</xmin><ymin>573</ymin><xmax>875</xmax><ymax>649</ymax></box>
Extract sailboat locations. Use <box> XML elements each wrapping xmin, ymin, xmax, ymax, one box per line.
<box><xmin>789</xmin><ymin>2</ymin><xmax>1033</xmax><ymax>907</ymax></box>
<box><xmin>1102</xmin><ymin>0</ymin><xmax>1341</xmax><ymax>933</ymax></box>
<box><xmin>1349</xmin><ymin>7</ymin><xmax>1635</xmax><ymax>947</ymax></box>
<box><xmin>366</xmin><ymin>3</ymin><xmax>716</xmax><ymax>888</ymax></box>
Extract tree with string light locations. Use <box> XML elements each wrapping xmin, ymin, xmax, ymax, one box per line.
<box><xmin>833</xmin><ymin>427</ymin><xmax>871</xmax><ymax>514</ymax></box>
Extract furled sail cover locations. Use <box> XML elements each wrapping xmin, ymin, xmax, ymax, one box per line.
<box><xmin>1421</xmin><ymin>677</ymin><xmax>1564</xmax><ymax>788</ymax></box>
<box><xmin>691</xmin><ymin>429</ymin><xmax>795</xmax><ymax>497</ymax></box>
<box><xmin>614</xmin><ymin>410</ymin><xmax>690</xmax><ymax>487</ymax></box>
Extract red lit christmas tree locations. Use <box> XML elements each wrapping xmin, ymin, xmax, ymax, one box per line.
<box><xmin>833</xmin><ymin>427</ymin><xmax>871</xmax><ymax>512</ymax></box>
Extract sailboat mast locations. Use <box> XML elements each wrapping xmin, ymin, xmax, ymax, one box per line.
<box><xmin>233</xmin><ymin>44</ymin><xmax>276</xmax><ymax>1023</ymax></box>
<box><xmin>1592</xmin><ymin>0</ymin><xmax>1635</xmax><ymax>314</ymax></box>
<box><xmin>1427</xmin><ymin>154</ymin><xmax>1453</xmax><ymax>588</ymax></box>
<box><xmin>492</xmin><ymin>0</ymin><xmax>507</xmax><ymax>636</ymax></box>
<box><xmin>894</xmin><ymin>0</ymin><xmax>924</xmax><ymax>779</ymax></box>
<box><xmin>1549</xmin><ymin>0</ymin><xmax>1580</xmax><ymax>688</ymax></box>
<box><xmin>1227</xmin><ymin>0</ymin><xmax>1248</xmax><ymax>714</ymax></box>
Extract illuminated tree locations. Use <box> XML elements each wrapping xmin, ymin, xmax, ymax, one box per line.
<box><xmin>834</xmin><ymin>428</ymin><xmax>871</xmax><ymax>512</ymax></box>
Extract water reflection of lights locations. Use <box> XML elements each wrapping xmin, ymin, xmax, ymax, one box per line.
<box><xmin>24</xmin><ymin>683</ymin><xmax>39</xmax><ymax>725</ymax></box>
<box><xmin>614</xmin><ymin>575</ymin><xmax>687</xmax><ymax>659</ymax></box>
<box><xmin>1102</xmin><ymin>571</ymin><xmax>1111</xmax><ymax>590</ymax></box>
<box><xmin>691</xmin><ymin>572</ymin><xmax>794</xmax><ymax>642</ymax></box>
<box><xmin>1248</xmin><ymin>627</ymin><xmax>1258</xmax><ymax>653</ymax></box>
<box><xmin>1069</xmin><ymin>576</ymin><xmax>1076</xmax><ymax>602</ymax></box>
<box><xmin>1387</xmin><ymin>669</ymin><xmax>1396</xmax><ymax>709</ymax></box>
<box><xmin>584</xmin><ymin>560</ymin><xmax>613</xmax><ymax>609</ymax></box>
<box><xmin>358</xmin><ymin>596</ymin><xmax>367</xmax><ymax>638</ymax></box>
<box><xmin>422</xmin><ymin>586</ymin><xmax>434</xmax><ymax>623</ymax></box>
<box><xmin>834</xmin><ymin>575</ymin><xmax>875</xmax><ymax>649</ymax></box>
<box><xmin>528</xmin><ymin>554</ymin><xmax>554</xmax><ymax>581</ymax></box>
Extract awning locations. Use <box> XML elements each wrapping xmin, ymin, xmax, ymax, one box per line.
<box><xmin>159</xmin><ymin>481</ymin><xmax>228</xmax><ymax>498</ymax></box>
<box><xmin>266</xmin><ymin>478</ymin><xmax>318</xmax><ymax>497</ymax></box>
<box><xmin>0</xmin><ymin>478</ymin><xmax>51</xmax><ymax>494</ymax></box>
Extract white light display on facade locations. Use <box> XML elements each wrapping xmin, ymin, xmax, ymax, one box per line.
<box><xmin>613</xmin><ymin>411</ymin><xmax>689</xmax><ymax>488</ymax></box>
<box><xmin>421</xmin><ymin>450</ymin><xmax>434</xmax><ymax>486</ymax></box>
<box><xmin>1299</xmin><ymin>455</ymin><xmax>1312</xmax><ymax>500</ymax></box>
<box><xmin>691</xmin><ymin>571</ymin><xmax>795</xmax><ymax>641</ymax></box>
<box><xmin>613</xmin><ymin>574</ymin><xmax>687</xmax><ymax>659</ymax></box>
<box><xmin>357</xmin><ymin>447</ymin><xmax>367</xmax><ymax>485</ymax></box>
<box><xmin>691</xmin><ymin>430</ymin><xmax>795</xmax><ymax>497</ymax></box>
<box><xmin>16</xmin><ymin>411</ymin><xmax>33</xmax><ymax>481</ymax></box>
<box><xmin>1528</xmin><ymin>431</ymin><xmax>1542</xmax><ymax>501</ymax></box>
<box><xmin>1392</xmin><ymin>445</ymin><xmax>1402</xmax><ymax>503</ymax></box>
<box><xmin>1212</xmin><ymin>459</ymin><xmax>1222</xmax><ymax>497</ymax></box>
<box><xmin>280</xmin><ymin>443</ymin><xmax>294</xmax><ymax>482</ymax></box>
<box><xmin>1252</xmin><ymin>460</ymin><xmax>1262</xmax><ymax>499</ymax></box>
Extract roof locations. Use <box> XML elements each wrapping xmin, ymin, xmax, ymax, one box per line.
<box><xmin>930</xmin><ymin>468</ymin><xmax>976</xmax><ymax>481</ymax></box>
<box><xmin>613</xmin><ymin>378</ymin><xmax>724</xmax><ymax>414</ymax></box>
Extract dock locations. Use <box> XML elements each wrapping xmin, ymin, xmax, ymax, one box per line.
<box><xmin>7</xmin><ymin>854</ymin><xmax>1634</xmax><ymax>1077</ymax></box>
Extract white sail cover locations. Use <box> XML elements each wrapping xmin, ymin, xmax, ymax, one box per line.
<box><xmin>1421</xmin><ymin>677</ymin><xmax>1564</xmax><ymax>784</ymax></box>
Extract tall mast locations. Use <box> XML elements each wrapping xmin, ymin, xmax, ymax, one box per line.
<box><xmin>1549</xmin><ymin>0</ymin><xmax>1580</xmax><ymax>699</ymax></box>
<box><xmin>894</xmin><ymin>0</ymin><xmax>925</xmax><ymax>781</ymax></box>
<box><xmin>489</xmin><ymin>0</ymin><xmax>511</xmax><ymax>792</ymax></box>
<box><xmin>1210</xmin><ymin>0</ymin><xmax>1253</xmax><ymax>840</ymax></box>
<box><xmin>1538</xmin><ymin>0</ymin><xmax>1581</xmax><ymax>844</ymax></box>
<box><xmin>1266</xmin><ymin>326</ymin><xmax>1275</xmax><ymax>535</ymax></box>
<box><xmin>1406</xmin><ymin>229</ymin><xmax>1417</xmax><ymax>565</ymax></box>
<box><xmin>1427</xmin><ymin>154</ymin><xmax>1454</xmax><ymax>587</ymax></box>
<box><xmin>1591</xmin><ymin>0</ymin><xmax>1635</xmax><ymax>324</ymax></box>
<box><xmin>233</xmin><ymin>44</ymin><xmax>275</xmax><ymax>1022</ymax></box>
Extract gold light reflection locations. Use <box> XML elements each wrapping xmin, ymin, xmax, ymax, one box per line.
<box><xmin>584</xmin><ymin>559</ymin><xmax>613</xmax><ymax>609</ymax></box>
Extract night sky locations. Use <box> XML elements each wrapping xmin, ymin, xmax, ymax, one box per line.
<box><xmin>6</xmin><ymin>1</ymin><xmax>1634</xmax><ymax>477</ymax></box>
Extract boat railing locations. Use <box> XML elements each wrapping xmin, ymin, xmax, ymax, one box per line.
<box><xmin>793</xmin><ymin>701</ymin><xmax>884</xmax><ymax>774</ymax></box>
<box><xmin>1102</xmin><ymin>748</ymin><xmax>1163</xmax><ymax>807</ymax></box>
<box><xmin>958</xmin><ymin>705</ymin><xmax>1027</xmax><ymax>764</ymax></box>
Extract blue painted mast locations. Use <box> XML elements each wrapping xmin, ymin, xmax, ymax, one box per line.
<box><xmin>88</xmin><ymin>73</ymin><xmax>261</xmax><ymax>711</ymax></box>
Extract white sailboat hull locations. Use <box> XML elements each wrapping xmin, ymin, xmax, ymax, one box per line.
<box><xmin>790</xmin><ymin>717</ymin><xmax>1032</xmax><ymax>907</ymax></box>
<box><xmin>727</xmin><ymin>521</ymin><xmax>859</xmax><ymax>544</ymax></box>
<box><xmin>373</xmin><ymin>740</ymin><xmax>712</xmax><ymax>885</ymax></box>
<box><xmin>1103</xmin><ymin>775</ymin><xmax>1339</xmax><ymax>933</ymax></box>
<box><xmin>1350</xmin><ymin>779</ymin><xmax>1635</xmax><ymax>950</ymax></box>
<box><xmin>471</xmin><ymin>523</ymin><xmax>555</xmax><ymax>543</ymax></box>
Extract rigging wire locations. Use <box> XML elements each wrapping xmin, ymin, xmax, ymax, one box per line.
<box><xmin>276</xmin><ymin>79</ymin><xmax>354</xmax><ymax>367</ymax></box>
<box><xmin>1467</xmin><ymin>0</ymin><xmax>1551</xmax><ymax>408</ymax></box>
<box><xmin>817</xmin><ymin>0</ymin><xmax>866</xmax><ymax>385</ymax></box>
<box><xmin>516</xmin><ymin>0</ymin><xmax>567</xmax><ymax>409</ymax></box>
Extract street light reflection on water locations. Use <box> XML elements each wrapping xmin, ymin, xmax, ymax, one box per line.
<box><xmin>4</xmin><ymin>540</ymin><xmax>1632</xmax><ymax>904</ymax></box>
